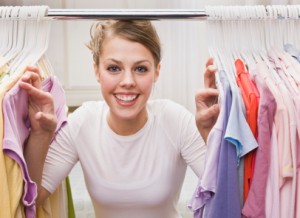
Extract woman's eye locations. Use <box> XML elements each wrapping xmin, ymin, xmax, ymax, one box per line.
<box><xmin>135</xmin><ymin>66</ymin><xmax>148</xmax><ymax>73</ymax></box>
<box><xmin>107</xmin><ymin>65</ymin><xmax>121</xmax><ymax>72</ymax></box>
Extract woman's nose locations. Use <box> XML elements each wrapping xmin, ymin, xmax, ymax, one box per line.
<box><xmin>119</xmin><ymin>70</ymin><xmax>136</xmax><ymax>88</ymax></box>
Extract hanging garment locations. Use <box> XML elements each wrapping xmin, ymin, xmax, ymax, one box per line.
<box><xmin>204</xmin><ymin>71</ymin><xmax>241</xmax><ymax>218</ymax></box>
<box><xmin>267</xmin><ymin>51</ymin><xmax>298</xmax><ymax>218</ymax></box>
<box><xmin>188</xmin><ymin>70</ymin><xmax>227</xmax><ymax>217</ymax></box>
<box><xmin>265</xmin><ymin>123</ymin><xmax>280</xmax><ymax>218</ymax></box>
<box><xmin>2</xmin><ymin>76</ymin><xmax>67</xmax><ymax>217</ymax></box>
<box><xmin>256</xmin><ymin>61</ymin><xmax>287</xmax><ymax>218</ymax></box>
<box><xmin>0</xmin><ymin>58</ymin><xmax>8</xmax><ymax>77</ymax></box>
<box><xmin>0</xmin><ymin>71</ymin><xmax>27</xmax><ymax>218</ymax></box>
<box><xmin>36</xmin><ymin>178</ymin><xmax>68</xmax><ymax>218</ymax></box>
<box><xmin>0</xmin><ymin>5</ymin><xmax>75</xmax><ymax>217</ymax></box>
<box><xmin>278</xmin><ymin>49</ymin><xmax>300</xmax><ymax>218</ymax></box>
<box><xmin>222</xmin><ymin>69</ymin><xmax>258</xmax><ymax>162</ymax></box>
<box><xmin>235</xmin><ymin>59</ymin><xmax>260</xmax><ymax>203</ymax></box>
<box><xmin>242</xmin><ymin>66</ymin><xmax>276</xmax><ymax>218</ymax></box>
<box><xmin>279</xmin><ymin>51</ymin><xmax>300</xmax><ymax>87</ymax></box>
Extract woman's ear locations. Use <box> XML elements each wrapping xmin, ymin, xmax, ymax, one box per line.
<box><xmin>154</xmin><ymin>63</ymin><xmax>160</xmax><ymax>83</ymax></box>
<box><xmin>94</xmin><ymin>64</ymin><xmax>100</xmax><ymax>83</ymax></box>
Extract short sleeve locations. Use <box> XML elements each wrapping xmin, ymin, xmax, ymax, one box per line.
<box><xmin>41</xmin><ymin>110</ymin><xmax>80</xmax><ymax>193</ymax></box>
<box><xmin>179</xmin><ymin>109</ymin><xmax>207</xmax><ymax>178</ymax></box>
<box><xmin>156</xmin><ymin>99</ymin><xmax>207</xmax><ymax>178</ymax></box>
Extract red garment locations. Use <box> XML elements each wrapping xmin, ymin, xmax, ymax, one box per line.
<box><xmin>235</xmin><ymin>59</ymin><xmax>260</xmax><ymax>203</ymax></box>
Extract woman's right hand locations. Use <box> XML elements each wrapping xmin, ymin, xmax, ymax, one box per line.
<box><xmin>19</xmin><ymin>66</ymin><xmax>57</xmax><ymax>136</ymax></box>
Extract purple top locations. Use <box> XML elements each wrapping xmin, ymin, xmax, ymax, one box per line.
<box><xmin>188</xmin><ymin>70</ymin><xmax>226</xmax><ymax>217</ymax></box>
<box><xmin>2</xmin><ymin>76</ymin><xmax>67</xmax><ymax>218</ymax></box>
<box><xmin>204</xmin><ymin>70</ymin><xmax>242</xmax><ymax>218</ymax></box>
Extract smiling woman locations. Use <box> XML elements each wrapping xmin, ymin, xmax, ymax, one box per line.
<box><xmin>88</xmin><ymin>20</ymin><xmax>161</xmax><ymax>135</ymax></box>
<box><xmin>21</xmin><ymin>19</ymin><xmax>218</xmax><ymax>218</ymax></box>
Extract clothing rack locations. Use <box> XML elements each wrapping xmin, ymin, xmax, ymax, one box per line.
<box><xmin>47</xmin><ymin>9</ymin><xmax>208</xmax><ymax>20</ymax></box>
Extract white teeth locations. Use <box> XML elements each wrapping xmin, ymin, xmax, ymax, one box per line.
<box><xmin>115</xmin><ymin>95</ymin><xmax>138</xmax><ymax>102</ymax></box>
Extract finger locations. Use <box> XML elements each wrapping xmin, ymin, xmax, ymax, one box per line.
<box><xmin>19</xmin><ymin>81</ymin><xmax>50</xmax><ymax>101</ymax></box>
<box><xmin>204</xmin><ymin>66</ymin><xmax>217</xmax><ymax>89</ymax></box>
<box><xmin>21</xmin><ymin>69</ymin><xmax>42</xmax><ymax>89</ymax></box>
<box><xmin>25</xmin><ymin>66</ymin><xmax>40</xmax><ymax>75</ymax></box>
<box><xmin>196</xmin><ymin>104</ymin><xmax>220</xmax><ymax>123</ymax></box>
<box><xmin>195</xmin><ymin>88</ymin><xmax>219</xmax><ymax>109</ymax></box>
<box><xmin>205</xmin><ymin>57</ymin><xmax>214</xmax><ymax>68</ymax></box>
<box><xmin>195</xmin><ymin>88</ymin><xmax>219</xmax><ymax>100</ymax></box>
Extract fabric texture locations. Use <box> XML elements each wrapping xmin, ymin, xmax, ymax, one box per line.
<box><xmin>2</xmin><ymin>76</ymin><xmax>68</xmax><ymax>218</ymax></box>
<box><xmin>235</xmin><ymin>59</ymin><xmax>259</xmax><ymax>203</ymax></box>
<box><xmin>0</xmin><ymin>71</ymin><xmax>26</xmax><ymax>218</ymax></box>
<box><xmin>42</xmin><ymin>99</ymin><xmax>206</xmax><ymax>218</ymax></box>
<box><xmin>203</xmin><ymin>71</ymin><xmax>242</xmax><ymax>218</ymax></box>
<box><xmin>242</xmin><ymin>67</ymin><xmax>276</xmax><ymax>218</ymax></box>
<box><xmin>188</xmin><ymin>70</ymin><xmax>226</xmax><ymax>217</ymax></box>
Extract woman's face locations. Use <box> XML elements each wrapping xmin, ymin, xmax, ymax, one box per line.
<box><xmin>94</xmin><ymin>36</ymin><xmax>160</xmax><ymax>123</ymax></box>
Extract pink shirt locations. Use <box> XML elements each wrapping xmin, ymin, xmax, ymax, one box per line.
<box><xmin>256</xmin><ymin>61</ymin><xmax>286</xmax><ymax>218</ymax></box>
<box><xmin>265</xmin><ymin>123</ymin><xmax>280</xmax><ymax>218</ymax></box>
<box><xmin>280</xmin><ymin>53</ymin><xmax>300</xmax><ymax>218</ymax></box>
<box><xmin>242</xmin><ymin>69</ymin><xmax>276</xmax><ymax>218</ymax></box>
<box><xmin>269</xmin><ymin>50</ymin><xmax>298</xmax><ymax>218</ymax></box>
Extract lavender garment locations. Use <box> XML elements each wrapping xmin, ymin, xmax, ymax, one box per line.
<box><xmin>2</xmin><ymin>76</ymin><xmax>67</xmax><ymax>218</ymax></box>
<box><xmin>188</xmin><ymin>70</ymin><xmax>226</xmax><ymax>217</ymax></box>
<box><xmin>204</xmin><ymin>71</ymin><xmax>241</xmax><ymax>218</ymax></box>
<box><xmin>242</xmin><ymin>71</ymin><xmax>276</xmax><ymax>218</ymax></box>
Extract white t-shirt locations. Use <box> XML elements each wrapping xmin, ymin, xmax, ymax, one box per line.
<box><xmin>42</xmin><ymin>99</ymin><xmax>206</xmax><ymax>218</ymax></box>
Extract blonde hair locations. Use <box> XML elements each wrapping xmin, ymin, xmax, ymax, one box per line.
<box><xmin>86</xmin><ymin>20</ymin><xmax>161</xmax><ymax>67</ymax></box>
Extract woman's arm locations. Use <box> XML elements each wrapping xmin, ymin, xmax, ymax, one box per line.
<box><xmin>20</xmin><ymin>66</ymin><xmax>57</xmax><ymax>205</ymax></box>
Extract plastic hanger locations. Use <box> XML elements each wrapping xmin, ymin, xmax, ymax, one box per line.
<box><xmin>0</xmin><ymin>7</ymin><xmax>8</xmax><ymax>71</ymax></box>
<box><xmin>261</xmin><ymin>5</ymin><xmax>281</xmax><ymax>83</ymax></box>
<box><xmin>0</xmin><ymin>7</ymin><xmax>10</xmax><ymax>55</ymax></box>
<box><xmin>1</xmin><ymin>6</ymin><xmax>13</xmax><ymax>55</ymax></box>
<box><xmin>221</xmin><ymin>6</ymin><xmax>237</xmax><ymax>80</ymax></box>
<box><xmin>295</xmin><ymin>5</ymin><xmax>300</xmax><ymax>49</ymax></box>
<box><xmin>35</xmin><ymin>6</ymin><xmax>51</xmax><ymax>77</ymax></box>
<box><xmin>240</xmin><ymin>5</ymin><xmax>260</xmax><ymax>70</ymax></box>
<box><xmin>1</xmin><ymin>6</ymin><xmax>37</xmax><ymax>82</ymax></box>
<box><xmin>9</xmin><ymin>6</ymin><xmax>40</xmax><ymax>76</ymax></box>
<box><xmin>206</xmin><ymin>6</ymin><xmax>224</xmax><ymax>71</ymax></box>
<box><xmin>27</xmin><ymin>6</ymin><xmax>51</xmax><ymax>79</ymax></box>
<box><xmin>3</xmin><ymin>6</ymin><xmax>21</xmax><ymax>63</ymax></box>
<box><xmin>0</xmin><ymin>7</ymin><xmax>5</xmax><ymax>55</ymax></box>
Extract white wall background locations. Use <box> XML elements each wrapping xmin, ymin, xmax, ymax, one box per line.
<box><xmin>2</xmin><ymin>0</ymin><xmax>299</xmax><ymax>110</ymax></box>
<box><xmin>1</xmin><ymin>0</ymin><xmax>299</xmax><ymax>217</ymax></box>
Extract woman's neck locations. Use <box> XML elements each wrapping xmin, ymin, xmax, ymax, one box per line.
<box><xmin>106</xmin><ymin>110</ymin><xmax>148</xmax><ymax>136</ymax></box>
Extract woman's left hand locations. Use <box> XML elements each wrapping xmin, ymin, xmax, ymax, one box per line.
<box><xmin>195</xmin><ymin>58</ymin><xmax>219</xmax><ymax>143</ymax></box>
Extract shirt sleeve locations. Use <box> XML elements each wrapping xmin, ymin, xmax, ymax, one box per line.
<box><xmin>159</xmin><ymin>99</ymin><xmax>207</xmax><ymax>178</ymax></box>
<box><xmin>179</xmin><ymin>109</ymin><xmax>207</xmax><ymax>178</ymax></box>
<box><xmin>41</xmin><ymin>114</ymin><xmax>79</xmax><ymax>193</ymax></box>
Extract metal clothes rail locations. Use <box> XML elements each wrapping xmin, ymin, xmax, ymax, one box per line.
<box><xmin>47</xmin><ymin>9</ymin><xmax>208</xmax><ymax>20</ymax></box>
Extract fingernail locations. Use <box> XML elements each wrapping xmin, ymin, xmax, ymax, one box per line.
<box><xmin>208</xmin><ymin>65</ymin><xmax>217</xmax><ymax>71</ymax></box>
<box><xmin>22</xmin><ymin>75</ymin><xmax>29</xmax><ymax>79</ymax></box>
